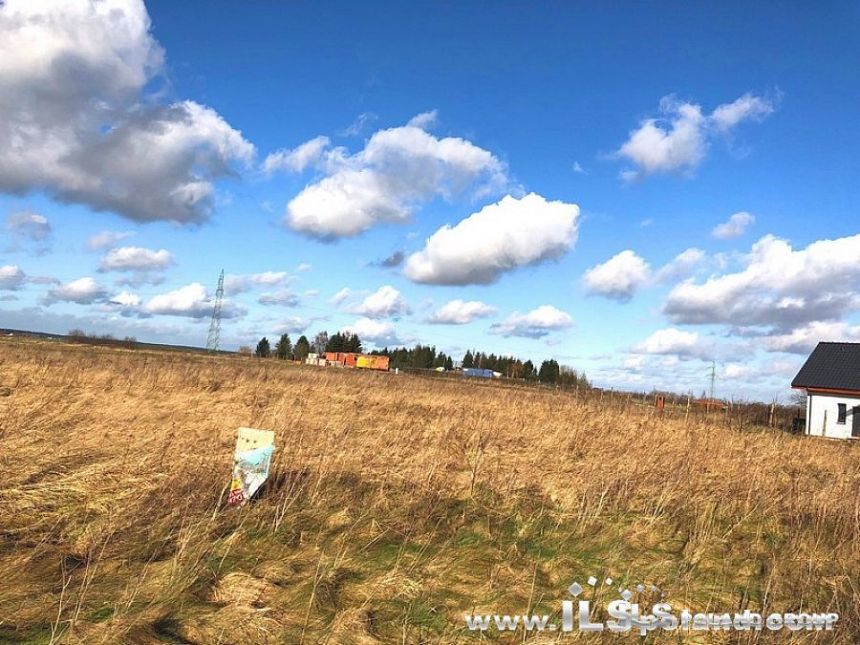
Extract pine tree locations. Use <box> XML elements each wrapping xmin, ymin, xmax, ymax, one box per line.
<box><xmin>538</xmin><ymin>359</ymin><xmax>559</xmax><ymax>384</ymax></box>
<box><xmin>275</xmin><ymin>333</ymin><xmax>292</xmax><ymax>360</ymax></box>
<box><xmin>343</xmin><ymin>332</ymin><xmax>362</xmax><ymax>353</ymax></box>
<box><xmin>462</xmin><ymin>350</ymin><xmax>474</xmax><ymax>368</ymax></box>
<box><xmin>294</xmin><ymin>335</ymin><xmax>311</xmax><ymax>361</ymax></box>
<box><xmin>521</xmin><ymin>360</ymin><xmax>532</xmax><ymax>379</ymax></box>
<box><xmin>255</xmin><ymin>337</ymin><xmax>271</xmax><ymax>358</ymax></box>
<box><xmin>326</xmin><ymin>332</ymin><xmax>344</xmax><ymax>352</ymax></box>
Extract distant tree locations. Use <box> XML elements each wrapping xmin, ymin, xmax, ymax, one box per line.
<box><xmin>789</xmin><ymin>390</ymin><xmax>807</xmax><ymax>409</ymax></box>
<box><xmin>255</xmin><ymin>337</ymin><xmax>271</xmax><ymax>358</ymax></box>
<box><xmin>275</xmin><ymin>333</ymin><xmax>292</xmax><ymax>360</ymax></box>
<box><xmin>538</xmin><ymin>359</ymin><xmax>560</xmax><ymax>384</ymax></box>
<box><xmin>343</xmin><ymin>331</ymin><xmax>362</xmax><ymax>353</ymax></box>
<box><xmin>313</xmin><ymin>331</ymin><xmax>329</xmax><ymax>354</ymax></box>
<box><xmin>522</xmin><ymin>359</ymin><xmax>535</xmax><ymax>380</ymax></box>
<box><xmin>445</xmin><ymin>355</ymin><xmax>454</xmax><ymax>371</ymax></box>
<box><xmin>238</xmin><ymin>345</ymin><xmax>253</xmax><ymax>356</ymax></box>
<box><xmin>462</xmin><ymin>350</ymin><xmax>474</xmax><ymax>368</ymax></box>
<box><xmin>294</xmin><ymin>335</ymin><xmax>311</xmax><ymax>361</ymax></box>
<box><xmin>326</xmin><ymin>332</ymin><xmax>345</xmax><ymax>352</ymax></box>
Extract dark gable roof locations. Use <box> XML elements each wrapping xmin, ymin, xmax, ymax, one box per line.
<box><xmin>792</xmin><ymin>342</ymin><xmax>860</xmax><ymax>392</ymax></box>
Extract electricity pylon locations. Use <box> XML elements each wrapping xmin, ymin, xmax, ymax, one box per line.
<box><xmin>206</xmin><ymin>269</ymin><xmax>225</xmax><ymax>352</ymax></box>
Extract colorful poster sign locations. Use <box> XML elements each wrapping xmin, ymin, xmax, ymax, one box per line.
<box><xmin>227</xmin><ymin>427</ymin><xmax>275</xmax><ymax>506</ymax></box>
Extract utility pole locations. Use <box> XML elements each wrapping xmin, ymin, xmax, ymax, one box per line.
<box><xmin>206</xmin><ymin>269</ymin><xmax>225</xmax><ymax>352</ymax></box>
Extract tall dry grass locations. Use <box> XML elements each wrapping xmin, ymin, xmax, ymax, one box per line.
<box><xmin>1</xmin><ymin>337</ymin><xmax>859</xmax><ymax>644</ymax></box>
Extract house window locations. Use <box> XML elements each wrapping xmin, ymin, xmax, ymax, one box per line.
<box><xmin>837</xmin><ymin>403</ymin><xmax>847</xmax><ymax>424</ymax></box>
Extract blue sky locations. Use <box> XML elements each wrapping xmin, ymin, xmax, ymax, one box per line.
<box><xmin>1</xmin><ymin>1</ymin><xmax>859</xmax><ymax>402</ymax></box>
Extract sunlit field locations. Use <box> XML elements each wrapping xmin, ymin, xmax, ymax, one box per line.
<box><xmin>1</xmin><ymin>337</ymin><xmax>858</xmax><ymax>644</ymax></box>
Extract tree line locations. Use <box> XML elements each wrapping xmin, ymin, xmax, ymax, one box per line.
<box><xmin>247</xmin><ymin>333</ymin><xmax>591</xmax><ymax>388</ymax></box>
<box><xmin>247</xmin><ymin>331</ymin><xmax>361</xmax><ymax>360</ymax></box>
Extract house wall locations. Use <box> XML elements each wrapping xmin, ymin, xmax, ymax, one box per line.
<box><xmin>806</xmin><ymin>392</ymin><xmax>860</xmax><ymax>439</ymax></box>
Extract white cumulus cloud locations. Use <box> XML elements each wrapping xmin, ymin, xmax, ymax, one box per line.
<box><xmin>143</xmin><ymin>283</ymin><xmax>242</xmax><ymax>319</ymax></box>
<box><xmin>583</xmin><ymin>250</ymin><xmax>651</xmax><ymax>301</ymax></box>
<box><xmin>45</xmin><ymin>277</ymin><xmax>109</xmax><ymax>305</ymax></box>
<box><xmin>349</xmin><ymin>285</ymin><xmax>411</xmax><ymax>319</ymax></box>
<box><xmin>633</xmin><ymin>328</ymin><xmax>702</xmax><ymax>357</ymax></box>
<box><xmin>285</xmin><ymin>113</ymin><xmax>507</xmax><ymax>239</ymax></box>
<box><xmin>263</xmin><ymin>135</ymin><xmax>330</xmax><ymax>174</ymax></box>
<box><xmin>762</xmin><ymin>321</ymin><xmax>860</xmax><ymax>355</ymax></box>
<box><xmin>655</xmin><ymin>248</ymin><xmax>706</xmax><ymax>283</ymax></box>
<box><xmin>99</xmin><ymin>246</ymin><xmax>174</xmax><ymax>272</ymax></box>
<box><xmin>0</xmin><ymin>0</ymin><xmax>254</xmax><ymax>223</ymax></box>
<box><xmin>712</xmin><ymin>211</ymin><xmax>755</xmax><ymax>239</ymax></box>
<box><xmin>342</xmin><ymin>317</ymin><xmax>404</xmax><ymax>346</ymax></box>
<box><xmin>427</xmin><ymin>299</ymin><xmax>497</xmax><ymax>324</ymax></box>
<box><xmin>0</xmin><ymin>264</ymin><xmax>26</xmax><ymax>290</ymax></box>
<box><xmin>404</xmin><ymin>193</ymin><xmax>579</xmax><ymax>285</ymax></box>
<box><xmin>663</xmin><ymin>233</ymin><xmax>860</xmax><ymax>330</ymax></box>
<box><xmin>109</xmin><ymin>291</ymin><xmax>142</xmax><ymax>308</ymax></box>
<box><xmin>615</xmin><ymin>93</ymin><xmax>775</xmax><ymax>180</ymax></box>
<box><xmin>329</xmin><ymin>287</ymin><xmax>352</xmax><ymax>306</ymax></box>
<box><xmin>490</xmin><ymin>305</ymin><xmax>572</xmax><ymax>338</ymax></box>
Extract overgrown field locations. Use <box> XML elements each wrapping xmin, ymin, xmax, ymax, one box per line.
<box><xmin>1</xmin><ymin>337</ymin><xmax>859</xmax><ymax>644</ymax></box>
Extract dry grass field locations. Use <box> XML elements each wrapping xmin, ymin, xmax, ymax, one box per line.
<box><xmin>2</xmin><ymin>336</ymin><xmax>860</xmax><ymax>644</ymax></box>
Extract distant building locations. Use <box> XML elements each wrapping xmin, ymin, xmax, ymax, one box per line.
<box><xmin>792</xmin><ymin>342</ymin><xmax>860</xmax><ymax>439</ymax></box>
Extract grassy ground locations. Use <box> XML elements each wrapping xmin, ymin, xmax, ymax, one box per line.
<box><xmin>1</xmin><ymin>337</ymin><xmax>858</xmax><ymax>644</ymax></box>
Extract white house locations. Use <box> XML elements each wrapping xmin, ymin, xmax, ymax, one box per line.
<box><xmin>792</xmin><ymin>342</ymin><xmax>860</xmax><ymax>439</ymax></box>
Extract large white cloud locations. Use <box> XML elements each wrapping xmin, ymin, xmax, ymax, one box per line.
<box><xmin>404</xmin><ymin>193</ymin><xmax>579</xmax><ymax>285</ymax></box>
<box><xmin>348</xmin><ymin>285</ymin><xmax>411</xmax><ymax>319</ymax></box>
<box><xmin>761</xmin><ymin>321</ymin><xmax>860</xmax><ymax>355</ymax></box>
<box><xmin>427</xmin><ymin>299</ymin><xmax>497</xmax><ymax>324</ymax></box>
<box><xmin>45</xmin><ymin>277</ymin><xmax>109</xmax><ymax>305</ymax></box>
<box><xmin>633</xmin><ymin>327</ymin><xmax>702</xmax><ymax>357</ymax></box>
<box><xmin>284</xmin><ymin>114</ymin><xmax>507</xmax><ymax>239</ymax></box>
<box><xmin>342</xmin><ymin>317</ymin><xmax>405</xmax><ymax>346</ymax></box>
<box><xmin>615</xmin><ymin>93</ymin><xmax>775</xmax><ymax>180</ymax></box>
<box><xmin>582</xmin><ymin>250</ymin><xmax>651</xmax><ymax>301</ymax></box>
<box><xmin>663</xmin><ymin>233</ymin><xmax>860</xmax><ymax>330</ymax></box>
<box><xmin>490</xmin><ymin>305</ymin><xmax>572</xmax><ymax>338</ymax></box>
<box><xmin>143</xmin><ymin>283</ymin><xmax>242</xmax><ymax>319</ymax></box>
<box><xmin>0</xmin><ymin>0</ymin><xmax>254</xmax><ymax>223</ymax></box>
<box><xmin>109</xmin><ymin>291</ymin><xmax>142</xmax><ymax>308</ymax></box>
<box><xmin>99</xmin><ymin>246</ymin><xmax>174</xmax><ymax>272</ymax></box>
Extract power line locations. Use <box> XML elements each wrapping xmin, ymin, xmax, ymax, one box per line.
<box><xmin>206</xmin><ymin>269</ymin><xmax>224</xmax><ymax>352</ymax></box>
